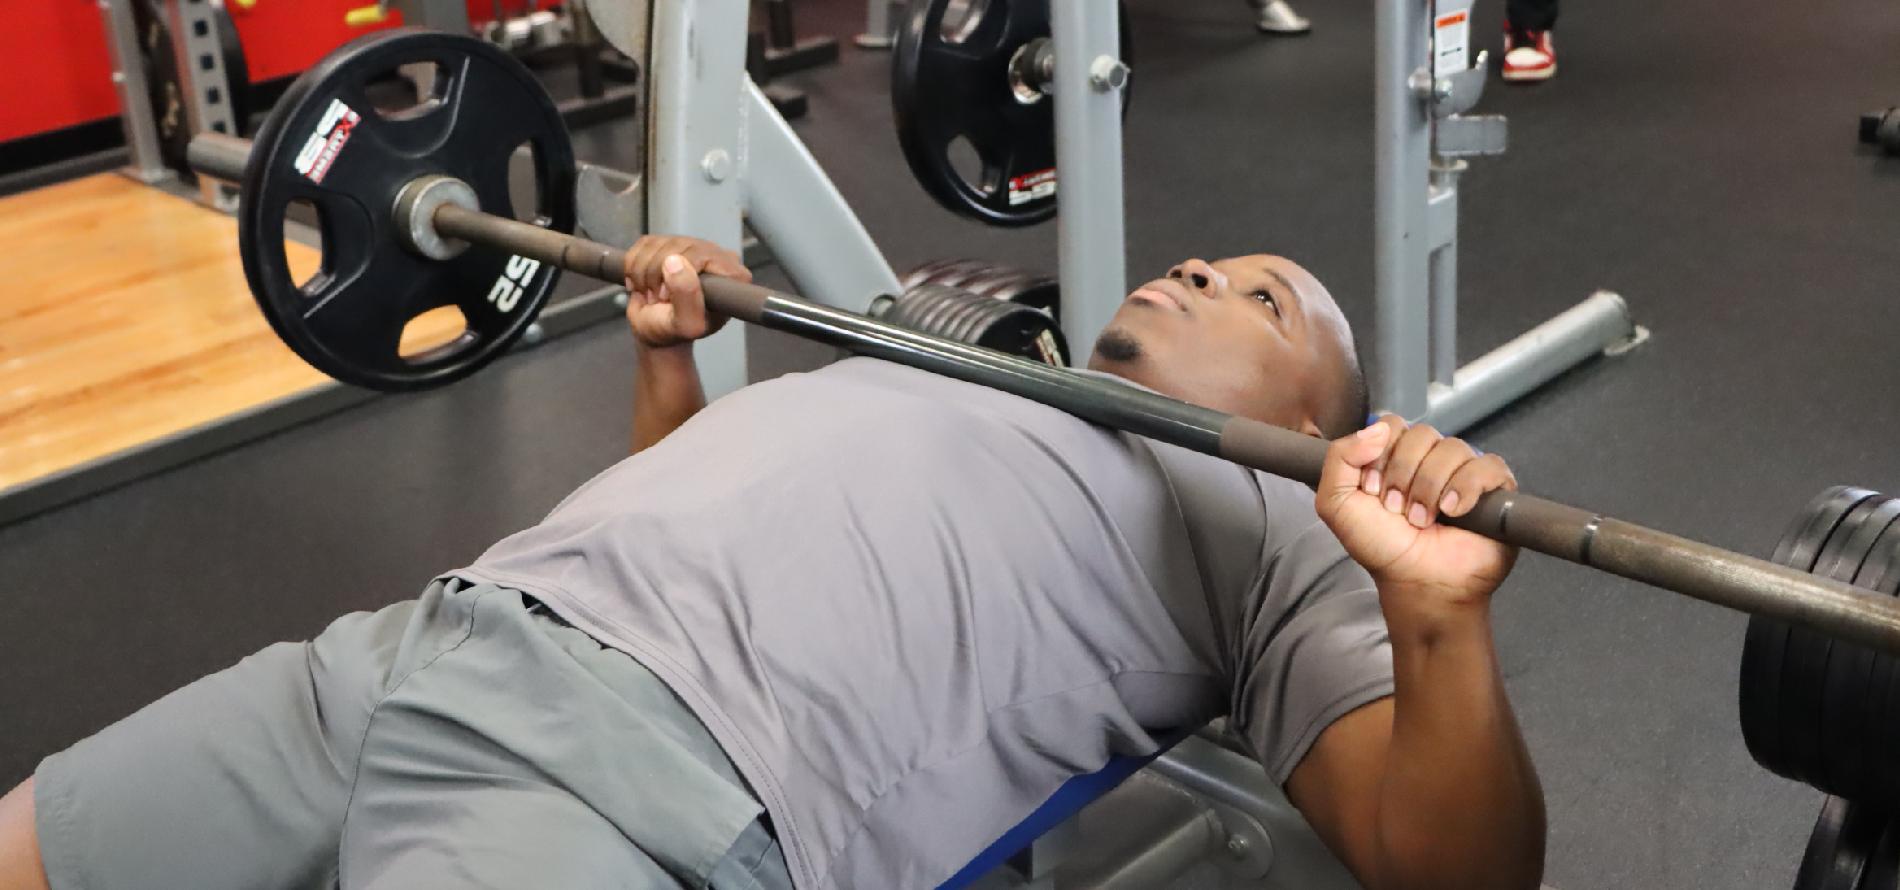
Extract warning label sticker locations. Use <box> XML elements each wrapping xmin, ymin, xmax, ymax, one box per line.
<box><xmin>293</xmin><ymin>99</ymin><xmax>361</xmax><ymax>184</ymax></box>
<box><xmin>1433</xmin><ymin>11</ymin><xmax>1470</xmax><ymax>78</ymax></box>
<box><xmin>1008</xmin><ymin>168</ymin><xmax>1057</xmax><ymax>206</ymax></box>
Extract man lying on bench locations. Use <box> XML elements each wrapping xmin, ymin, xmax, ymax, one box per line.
<box><xmin>0</xmin><ymin>237</ymin><xmax>1544</xmax><ymax>890</ymax></box>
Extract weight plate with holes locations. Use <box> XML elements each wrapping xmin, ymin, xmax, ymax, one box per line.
<box><xmin>1742</xmin><ymin>486</ymin><xmax>1876</xmax><ymax>779</ymax></box>
<box><xmin>136</xmin><ymin>0</ymin><xmax>253</xmax><ymax>179</ymax></box>
<box><xmin>1793</xmin><ymin>796</ymin><xmax>1886</xmax><ymax>890</ymax></box>
<box><xmin>1818</xmin><ymin>497</ymin><xmax>1900</xmax><ymax>799</ymax></box>
<box><xmin>892</xmin><ymin>0</ymin><xmax>1132</xmax><ymax>226</ymax></box>
<box><xmin>1796</xmin><ymin>495</ymin><xmax>1891</xmax><ymax>792</ymax></box>
<box><xmin>236</xmin><ymin>28</ymin><xmax>575</xmax><ymax>391</ymax></box>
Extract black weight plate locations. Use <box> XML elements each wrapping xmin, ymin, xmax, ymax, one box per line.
<box><xmin>958</xmin><ymin>297</ymin><xmax>1007</xmax><ymax>345</ymax></box>
<box><xmin>1780</xmin><ymin>490</ymin><xmax>1882</xmax><ymax>786</ymax></box>
<box><xmin>1804</xmin><ymin>497</ymin><xmax>1896</xmax><ymax>793</ymax></box>
<box><xmin>932</xmin><ymin>260</ymin><xmax>1006</xmax><ymax>290</ymax></box>
<box><xmin>902</xmin><ymin>285</ymin><xmax>969</xmax><ymax>341</ymax></box>
<box><xmin>1845</xmin><ymin>512</ymin><xmax>1900</xmax><ymax>811</ymax></box>
<box><xmin>1866</xmin><ymin>516</ymin><xmax>1900</xmax><ymax>811</ymax></box>
<box><xmin>911</xmin><ymin>285</ymin><xmax>972</xmax><ymax>340</ymax></box>
<box><xmin>971</xmin><ymin>268</ymin><xmax>1044</xmax><ymax>301</ymax></box>
<box><xmin>1866</xmin><ymin>519</ymin><xmax>1900</xmax><ymax>810</ymax></box>
<box><xmin>958</xmin><ymin>267</ymin><xmax>1028</xmax><ymax>298</ymax></box>
<box><xmin>1739</xmin><ymin>491</ymin><xmax>1834</xmax><ymax>777</ymax></box>
<box><xmin>1818</xmin><ymin>498</ymin><xmax>1900</xmax><ymax>799</ymax></box>
<box><xmin>1794</xmin><ymin>796</ymin><xmax>1885</xmax><ymax>890</ymax></box>
<box><xmin>137</xmin><ymin>0</ymin><xmax>252</xmax><ymax>178</ymax></box>
<box><xmin>940</xmin><ymin>288</ymin><xmax>997</xmax><ymax>343</ymax></box>
<box><xmin>237</xmin><ymin>28</ymin><xmax>576</xmax><ymax>391</ymax></box>
<box><xmin>1745</xmin><ymin>487</ymin><xmax>1878</xmax><ymax>779</ymax></box>
<box><xmin>965</xmin><ymin>299</ymin><xmax>1020</xmax><ymax>346</ymax></box>
<box><xmin>992</xmin><ymin>274</ymin><xmax>1060</xmax><ymax>319</ymax></box>
<box><xmin>905</xmin><ymin>257</ymin><xmax>985</xmax><ymax>290</ymax></box>
<box><xmin>985</xmin><ymin>269</ymin><xmax>1046</xmax><ymax>299</ymax></box>
<box><xmin>892</xmin><ymin>0</ymin><xmax>1132</xmax><ymax>226</ymax></box>
<box><xmin>974</xmin><ymin>305</ymin><xmax>1067</xmax><ymax>366</ymax></box>
<box><xmin>1797</xmin><ymin>796</ymin><xmax>1852</xmax><ymax>890</ymax></box>
<box><xmin>1862</xmin><ymin>817</ymin><xmax>1900</xmax><ymax>890</ymax></box>
<box><xmin>944</xmin><ymin>290</ymin><xmax>1000</xmax><ymax>343</ymax></box>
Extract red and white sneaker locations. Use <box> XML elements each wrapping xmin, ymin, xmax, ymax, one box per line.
<box><xmin>1502</xmin><ymin>26</ymin><xmax>1556</xmax><ymax>82</ymax></box>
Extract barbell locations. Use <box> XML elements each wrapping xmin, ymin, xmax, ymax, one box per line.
<box><xmin>190</xmin><ymin>29</ymin><xmax>1900</xmax><ymax>666</ymax></box>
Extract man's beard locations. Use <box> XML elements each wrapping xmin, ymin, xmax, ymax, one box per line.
<box><xmin>1093</xmin><ymin>326</ymin><xmax>1143</xmax><ymax>363</ymax></box>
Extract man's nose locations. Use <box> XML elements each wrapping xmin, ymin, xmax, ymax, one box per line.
<box><xmin>1170</xmin><ymin>259</ymin><xmax>1223</xmax><ymax>296</ymax></box>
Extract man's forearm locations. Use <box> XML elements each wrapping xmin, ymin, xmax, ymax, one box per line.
<box><xmin>1373</xmin><ymin>598</ymin><xmax>1545</xmax><ymax>890</ymax></box>
<box><xmin>632</xmin><ymin>343</ymin><xmax>708</xmax><ymax>453</ymax></box>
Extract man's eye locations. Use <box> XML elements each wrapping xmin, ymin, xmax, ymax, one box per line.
<box><xmin>1253</xmin><ymin>290</ymin><xmax>1280</xmax><ymax>314</ymax></box>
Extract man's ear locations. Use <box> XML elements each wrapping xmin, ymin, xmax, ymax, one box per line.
<box><xmin>1298</xmin><ymin>418</ymin><xmax>1325</xmax><ymax>439</ymax></box>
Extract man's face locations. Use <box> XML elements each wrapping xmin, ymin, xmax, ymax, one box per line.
<box><xmin>1087</xmin><ymin>255</ymin><xmax>1354</xmax><ymax>435</ymax></box>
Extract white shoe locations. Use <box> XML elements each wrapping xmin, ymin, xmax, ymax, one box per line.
<box><xmin>1253</xmin><ymin>0</ymin><xmax>1311</xmax><ymax>35</ymax></box>
<box><xmin>1502</xmin><ymin>28</ymin><xmax>1557</xmax><ymax>82</ymax></box>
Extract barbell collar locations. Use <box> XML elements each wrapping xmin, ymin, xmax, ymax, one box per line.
<box><xmin>184</xmin><ymin>134</ymin><xmax>1900</xmax><ymax>657</ymax></box>
<box><xmin>393</xmin><ymin>176</ymin><xmax>478</xmax><ymax>261</ymax></box>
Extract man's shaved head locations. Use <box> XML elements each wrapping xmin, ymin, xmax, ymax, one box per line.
<box><xmin>1088</xmin><ymin>254</ymin><xmax>1367</xmax><ymax>439</ymax></box>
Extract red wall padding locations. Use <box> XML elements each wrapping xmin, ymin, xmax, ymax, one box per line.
<box><xmin>4</xmin><ymin>0</ymin><xmax>535</xmax><ymax>145</ymax></box>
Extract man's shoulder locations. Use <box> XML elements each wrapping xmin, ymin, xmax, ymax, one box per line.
<box><xmin>1145</xmin><ymin>439</ymin><xmax>1318</xmax><ymax>520</ymax></box>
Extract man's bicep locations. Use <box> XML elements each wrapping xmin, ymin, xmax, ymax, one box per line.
<box><xmin>1284</xmin><ymin>695</ymin><xmax>1394</xmax><ymax>890</ymax></box>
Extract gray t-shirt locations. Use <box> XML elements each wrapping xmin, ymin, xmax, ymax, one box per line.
<box><xmin>453</xmin><ymin>357</ymin><xmax>1393</xmax><ymax>890</ymax></box>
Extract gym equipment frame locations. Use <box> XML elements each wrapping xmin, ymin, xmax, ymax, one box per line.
<box><xmin>1372</xmin><ymin>0</ymin><xmax>1642</xmax><ymax>432</ymax></box>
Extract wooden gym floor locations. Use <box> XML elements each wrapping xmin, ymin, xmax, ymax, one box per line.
<box><xmin>0</xmin><ymin>174</ymin><xmax>458</xmax><ymax>492</ymax></box>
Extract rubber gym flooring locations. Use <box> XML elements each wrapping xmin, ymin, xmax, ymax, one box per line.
<box><xmin>4</xmin><ymin>0</ymin><xmax>1899</xmax><ymax>886</ymax></box>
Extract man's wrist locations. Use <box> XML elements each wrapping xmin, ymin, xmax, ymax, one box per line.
<box><xmin>1375</xmin><ymin>581</ymin><xmax>1495</xmax><ymax>646</ymax></box>
<box><xmin>635</xmin><ymin>339</ymin><xmax>698</xmax><ymax>365</ymax></box>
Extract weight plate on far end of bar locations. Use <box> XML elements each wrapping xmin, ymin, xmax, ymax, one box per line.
<box><xmin>1743</xmin><ymin>487</ymin><xmax>1878</xmax><ymax>780</ymax></box>
<box><xmin>891</xmin><ymin>0</ymin><xmax>1131</xmax><ymax>226</ymax></box>
<box><xmin>135</xmin><ymin>0</ymin><xmax>253</xmax><ymax>179</ymax></box>
<box><xmin>236</xmin><ymin>28</ymin><xmax>576</xmax><ymax>391</ymax></box>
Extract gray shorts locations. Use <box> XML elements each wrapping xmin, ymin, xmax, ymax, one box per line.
<box><xmin>33</xmin><ymin>578</ymin><xmax>794</xmax><ymax>890</ymax></box>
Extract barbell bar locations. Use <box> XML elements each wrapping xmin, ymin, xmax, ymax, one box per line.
<box><xmin>186</xmin><ymin>131</ymin><xmax>1900</xmax><ymax>657</ymax></box>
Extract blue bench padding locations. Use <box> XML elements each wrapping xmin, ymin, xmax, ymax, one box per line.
<box><xmin>936</xmin><ymin>728</ymin><xmax>1195</xmax><ymax>890</ymax></box>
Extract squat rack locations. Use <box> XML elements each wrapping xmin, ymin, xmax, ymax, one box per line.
<box><xmin>1372</xmin><ymin>0</ymin><xmax>1641</xmax><ymax>432</ymax></box>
